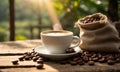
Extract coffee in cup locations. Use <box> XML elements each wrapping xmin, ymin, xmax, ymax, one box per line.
<box><xmin>41</xmin><ymin>30</ymin><xmax>80</xmax><ymax>54</ymax></box>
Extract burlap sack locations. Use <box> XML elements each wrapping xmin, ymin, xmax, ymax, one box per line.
<box><xmin>75</xmin><ymin>13</ymin><xmax>120</xmax><ymax>52</ymax></box>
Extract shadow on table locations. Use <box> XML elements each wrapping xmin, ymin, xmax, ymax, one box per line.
<box><xmin>45</xmin><ymin>61</ymin><xmax>120</xmax><ymax>72</ymax></box>
<box><xmin>45</xmin><ymin>62</ymin><xmax>90</xmax><ymax>72</ymax></box>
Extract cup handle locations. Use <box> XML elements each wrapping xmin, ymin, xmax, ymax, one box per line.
<box><xmin>69</xmin><ymin>36</ymin><xmax>80</xmax><ymax>48</ymax></box>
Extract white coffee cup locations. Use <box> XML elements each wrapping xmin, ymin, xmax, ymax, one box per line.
<box><xmin>41</xmin><ymin>30</ymin><xmax>80</xmax><ymax>54</ymax></box>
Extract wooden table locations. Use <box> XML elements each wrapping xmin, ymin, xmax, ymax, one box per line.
<box><xmin>0</xmin><ymin>40</ymin><xmax>120</xmax><ymax>72</ymax></box>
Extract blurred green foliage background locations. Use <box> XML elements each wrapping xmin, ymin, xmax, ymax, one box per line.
<box><xmin>0</xmin><ymin>0</ymin><xmax>119</xmax><ymax>42</ymax></box>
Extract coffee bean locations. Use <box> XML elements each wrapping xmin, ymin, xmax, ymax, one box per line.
<box><xmin>34</xmin><ymin>53</ymin><xmax>39</xmax><ymax>57</ymax></box>
<box><xmin>88</xmin><ymin>61</ymin><xmax>94</xmax><ymax>66</ymax></box>
<box><xmin>83</xmin><ymin>56</ymin><xmax>89</xmax><ymax>62</ymax></box>
<box><xmin>78</xmin><ymin>61</ymin><xmax>85</xmax><ymax>65</ymax></box>
<box><xmin>32</xmin><ymin>57</ymin><xmax>39</xmax><ymax>62</ymax></box>
<box><xmin>70</xmin><ymin>61</ymin><xmax>77</xmax><ymax>65</ymax></box>
<box><xmin>37</xmin><ymin>59</ymin><xmax>44</xmax><ymax>64</ymax></box>
<box><xmin>12</xmin><ymin>60</ymin><xmax>18</xmax><ymax>65</ymax></box>
<box><xmin>73</xmin><ymin>58</ymin><xmax>80</xmax><ymax>61</ymax></box>
<box><xmin>25</xmin><ymin>56</ymin><xmax>31</xmax><ymax>60</ymax></box>
<box><xmin>36</xmin><ymin>56</ymin><xmax>40</xmax><ymax>58</ymax></box>
<box><xmin>83</xmin><ymin>51</ymin><xmax>89</xmax><ymax>54</ymax></box>
<box><xmin>32</xmin><ymin>52</ymin><xmax>37</xmax><ymax>55</ymax></box>
<box><xmin>36</xmin><ymin>64</ymin><xmax>43</xmax><ymax>69</ymax></box>
<box><xmin>98</xmin><ymin>53</ymin><xmax>102</xmax><ymax>59</ymax></box>
<box><xmin>86</xmin><ymin>54</ymin><xmax>92</xmax><ymax>57</ymax></box>
<box><xmin>84</xmin><ymin>20</ymin><xmax>89</xmax><ymax>23</ymax></box>
<box><xmin>107</xmin><ymin>60</ymin><xmax>115</xmax><ymax>65</ymax></box>
<box><xmin>30</xmin><ymin>52</ymin><xmax>35</xmax><ymax>56</ymax></box>
<box><xmin>89</xmin><ymin>57</ymin><xmax>92</xmax><ymax>61</ymax></box>
<box><xmin>107</xmin><ymin>56</ymin><xmax>114</xmax><ymax>60</ymax></box>
<box><xmin>92</xmin><ymin>57</ymin><xmax>98</xmax><ymax>62</ymax></box>
<box><xmin>91</xmin><ymin>54</ymin><xmax>97</xmax><ymax>58</ymax></box>
<box><xmin>30</xmin><ymin>55</ymin><xmax>34</xmax><ymax>59</ymax></box>
<box><xmin>18</xmin><ymin>56</ymin><xmax>24</xmax><ymax>61</ymax></box>
<box><xmin>115</xmin><ymin>58</ymin><xmax>120</xmax><ymax>63</ymax></box>
<box><xmin>38</xmin><ymin>57</ymin><xmax>44</xmax><ymax>61</ymax></box>
<box><xmin>114</xmin><ymin>54</ymin><xmax>119</xmax><ymax>59</ymax></box>
<box><xmin>98</xmin><ymin>58</ymin><xmax>106</xmax><ymax>63</ymax></box>
<box><xmin>66</xmin><ymin>48</ymin><xmax>75</xmax><ymax>53</ymax></box>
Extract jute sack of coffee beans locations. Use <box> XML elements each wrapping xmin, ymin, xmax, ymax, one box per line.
<box><xmin>75</xmin><ymin>13</ymin><xmax>120</xmax><ymax>52</ymax></box>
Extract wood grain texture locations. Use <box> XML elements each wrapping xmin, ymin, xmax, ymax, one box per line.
<box><xmin>0</xmin><ymin>40</ymin><xmax>41</xmax><ymax>54</ymax></box>
<box><xmin>0</xmin><ymin>56</ymin><xmax>120</xmax><ymax>72</ymax></box>
<box><xmin>0</xmin><ymin>40</ymin><xmax>120</xmax><ymax>72</ymax></box>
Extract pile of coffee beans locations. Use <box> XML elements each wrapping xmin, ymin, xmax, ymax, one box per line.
<box><xmin>12</xmin><ymin>50</ymin><xmax>44</xmax><ymax>69</ymax></box>
<box><xmin>80</xmin><ymin>14</ymin><xmax>104</xmax><ymax>24</ymax></box>
<box><xmin>59</xmin><ymin>51</ymin><xmax>120</xmax><ymax>66</ymax></box>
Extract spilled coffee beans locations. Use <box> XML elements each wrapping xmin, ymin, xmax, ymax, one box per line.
<box><xmin>36</xmin><ymin>64</ymin><xmax>44</xmax><ymax>69</ymax></box>
<box><xmin>12</xmin><ymin>60</ymin><xmax>19</xmax><ymax>65</ymax></box>
<box><xmin>12</xmin><ymin>48</ymin><xmax>120</xmax><ymax>70</ymax></box>
<box><xmin>59</xmin><ymin>50</ymin><xmax>120</xmax><ymax>66</ymax></box>
<box><xmin>12</xmin><ymin>50</ymin><xmax>44</xmax><ymax>69</ymax></box>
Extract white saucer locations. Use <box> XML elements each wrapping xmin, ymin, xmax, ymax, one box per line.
<box><xmin>34</xmin><ymin>45</ymin><xmax>82</xmax><ymax>60</ymax></box>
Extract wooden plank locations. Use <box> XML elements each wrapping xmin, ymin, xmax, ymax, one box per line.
<box><xmin>0</xmin><ymin>56</ymin><xmax>36</xmax><ymax>68</ymax></box>
<box><xmin>1</xmin><ymin>56</ymin><xmax>120</xmax><ymax>72</ymax></box>
<box><xmin>0</xmin><ymin>40</ymin><xmax>77</xmax><ymax>55</ymax></box>
<box><xmin>0</xmin><ymin>56</ymin><xmax>59</xmax><ymax>72</ymax></box>
<box><xmin>0</xmin><ymin>40</ymin><xmax>41</xmax><ymax>54</ymax></box>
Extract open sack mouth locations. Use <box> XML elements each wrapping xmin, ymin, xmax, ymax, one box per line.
<box><xmin>75</xmin><ymin>13</ymin><xmax>108</xmax><ymax>30</ymax></box>
<box><xmin>79</xmin><ymin>13</ymin><xmax>107</xmax><ymax>25</ymax></box>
